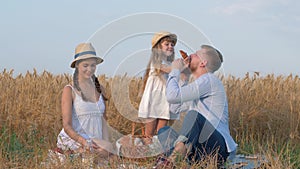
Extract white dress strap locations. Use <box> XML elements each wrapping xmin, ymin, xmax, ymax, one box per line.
<box><xmin>65</xmin><ymin>84</ymin><xmax>78</xmax><ymax>97</ymax></box>
<box><xmin>65</xmin><ymin>84</ymin><xmax>74</xmax><ymax>90</ymax></box>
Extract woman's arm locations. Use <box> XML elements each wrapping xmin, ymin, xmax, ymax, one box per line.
<box><xmin>61</xmin><ymin>86</ymin><xmax>87</xmax><ymax>147</ymax></box>
<box><xmin>101</xmin><ymin>104</ymin><xmax>110</xmax><ymax>141</ymax></box>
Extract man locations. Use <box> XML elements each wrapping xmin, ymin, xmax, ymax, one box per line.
<box><xmin>156</xmin><ymin>45</ymin><xmax>237</xmax><ymax>167</ymax></box>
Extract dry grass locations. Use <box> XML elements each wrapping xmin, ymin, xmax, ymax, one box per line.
<box><xmin>225</xmin><ymin>73</ymin><xmax>300</xmax><ymax>147</ymax></box>
<box><xmin>0</xmin><ymin>69</ymin><xmax>299</xmax><ymax>168</ymax></box>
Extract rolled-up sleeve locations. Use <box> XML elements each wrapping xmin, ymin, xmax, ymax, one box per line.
<box><xmin>166</xmin><ymin>70</ymin><xmax>211</xmax><ymax>114</ymax></box>
<box><xmin>167</xmin><ymin>70</ymin><xmax>207</xmax><ymax>102</ymax></box>
<box><xmin>166</xmin><ymin>69</ymin><xmax>181</xmax><ymax>103</ymax></box>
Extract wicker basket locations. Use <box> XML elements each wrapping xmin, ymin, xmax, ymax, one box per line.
<box><xmin>116</xmin><ymin>122</ymin><xmax>162</xmax><ymax>160</ymax></box>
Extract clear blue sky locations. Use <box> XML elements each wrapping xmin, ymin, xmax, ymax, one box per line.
<box><xmin>1</xmin><ymin>0</ymin><xmax>299</xmax><ymax>77</ymax></box>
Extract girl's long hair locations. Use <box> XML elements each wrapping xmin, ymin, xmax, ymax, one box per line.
<box><xmin>142</xmin><ymin>37</ymin><xmax>175</xmax><ymax>91</ymax></box>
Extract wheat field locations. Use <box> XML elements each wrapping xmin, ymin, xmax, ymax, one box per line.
<box><xmin>0</xmin><ymin>69</ymin><xmax>299</xmax><ymax>168</ymax></box>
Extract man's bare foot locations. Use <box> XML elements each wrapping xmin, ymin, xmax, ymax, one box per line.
<box><xmin>169</xmin><ymin>142</ymin><xmax>187</xmax><ymax>162</ymax></box>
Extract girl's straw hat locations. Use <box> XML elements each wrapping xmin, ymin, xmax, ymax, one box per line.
<box><xmin>70</xmin><ymin>43</ymin><xmax>103</xmax><ymax>68</ymax></box>
<box><xmin>151</xmin><ymin>31</ymin><xmax>177</xmax><ymax>48</ymax></box>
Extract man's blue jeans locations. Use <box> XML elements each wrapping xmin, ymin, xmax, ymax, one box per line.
<box><xmin>158</xmin><ymin>110</ymin><xmax>229</xmax><ymax>163</ymax></box>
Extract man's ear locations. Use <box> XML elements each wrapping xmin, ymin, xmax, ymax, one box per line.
<box><xmin>199</xmin><ymin>60</ymin><xmax>207</xmax><ymax>67</ymax></box>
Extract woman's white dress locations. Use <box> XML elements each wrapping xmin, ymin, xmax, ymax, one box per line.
<box><xmin>57</xmin><ymin>85</ymin><xmax>105</xmax><ymax>151</ymax></box>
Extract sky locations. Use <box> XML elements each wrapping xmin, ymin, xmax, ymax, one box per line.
<box><xmin>1</xmin><ymin>0</ymin><xmax>299</xmax><ymax>77</ymax></box>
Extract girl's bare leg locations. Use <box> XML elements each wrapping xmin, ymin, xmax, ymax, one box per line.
<box><xmin>143</xmin><ymin>118</ymin><xmax>157</xmax><ymax>145</ymax></box>
<box><xmin>145</xmin><ymin>118</ymin><xmax>157</xmax><ymax>136</ymax></box>
<box><xmin>156</xmin><ymin>118</ymin><xmax>168</xmax><ymax>134</ymax></box>
<box><xmin>168</xmin><ymin>119</ymin><xmax>175</xmax><ymax>126</ymax></box>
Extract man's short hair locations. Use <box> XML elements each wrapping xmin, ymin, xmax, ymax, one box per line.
<box><xmin>201</xmin><ymin>45</ymin><xmax>223</xmax><ymax>73</ymax></box>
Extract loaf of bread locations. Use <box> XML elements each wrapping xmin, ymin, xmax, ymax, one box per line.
<box><xmin>179</xmin><ymin>50</ymin><xmax>188</xmax><ymax>59</ymax></box>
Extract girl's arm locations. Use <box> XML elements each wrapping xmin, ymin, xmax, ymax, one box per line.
<box><xmin>160</xmin><ymin>64</ymin><xmax>172</xmax><ymax>73</ymax></box>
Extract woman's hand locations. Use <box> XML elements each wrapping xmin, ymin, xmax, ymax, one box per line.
<box><xmin>92</xmin><ymin>139</ymin><xmax>114</xmax><ymax>156</ymax></box>
<box><xmin>82</xmin><ymin>139</ymin><xmax>100</xmax><ymax>152</ymax></box>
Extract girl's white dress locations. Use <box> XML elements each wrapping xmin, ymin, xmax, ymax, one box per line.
<box><xmin>138</xmin><ymin>62</ymin><xmax>179</xmax><ymax>120</ymax></box>
<box><xmin>57</xmin><ymin>85</ymin><xmax>106</xmax><ymax>151</ymax></box>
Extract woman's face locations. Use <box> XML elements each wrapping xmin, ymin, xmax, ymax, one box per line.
<box><xmin>160</xmin><ymin>40</ymin><xmax>175</xmax><ymax>57</ymax></box>
<box><xmin>76</xmin><ymin>58</ymin><xmax>97</xmax><ymax>79</ymax></box>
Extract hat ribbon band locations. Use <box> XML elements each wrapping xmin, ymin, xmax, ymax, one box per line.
<box><xmin>74</xmin><ymin>51</ymin><xmax>96</xmax><ymax>59</ymax></box>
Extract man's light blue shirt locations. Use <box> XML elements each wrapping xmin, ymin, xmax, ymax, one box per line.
<box><xmin>166</xmin><ymin>69</ymin><xmax>237</xmax><ymax>153</ymax></box>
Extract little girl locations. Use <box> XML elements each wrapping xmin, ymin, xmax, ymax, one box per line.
<box><xmin>138</xmin><ymin>31</ymin><xmax>179</xmax><ymax>144</ymax></box>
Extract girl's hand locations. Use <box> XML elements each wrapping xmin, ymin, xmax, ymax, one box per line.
<box><xmin>160</xmin><ymin>64</ymin><xmax>171</xmax><ymax>73</ymax></box>
<box><xmin>171</xmin><ymin>59</ymin><xmax>185</xmax><ymax>71</ymax></box>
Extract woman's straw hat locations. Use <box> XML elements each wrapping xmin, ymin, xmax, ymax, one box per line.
<box><xmin>151</xmin><ymin>31</ymin><xmax>177</xmax><ymax>48</ymax></box>
<box><xmin>70</xmin><ymin>43</ymin><xmax>103</xmax><ymax>68</ymax></box>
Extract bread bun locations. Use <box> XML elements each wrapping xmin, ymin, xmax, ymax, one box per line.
<box><xmin>179</xmin><ymin>50</ymin><xmax>188</xmax><ymax>59</ymax></box>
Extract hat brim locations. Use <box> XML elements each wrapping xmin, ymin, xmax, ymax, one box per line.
<box><xmin>70</xmin><ymin>55</ymin><xmax>103</xmax><ymax>68</ymax></box>
<box><xmin>152</xmin><ymin>33</ymin><xmax>177</xmax><ymax>48</ymax></box>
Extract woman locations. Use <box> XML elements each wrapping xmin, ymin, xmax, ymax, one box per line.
<box><xmin>138</xmin><ymin>31</ymin><xmax>179</xmax><ymax>144</ymax></box>
<box><xmin>56</xmin><ymin>43</ymin><xmax>112</xmax><ymax>155</ymax></box>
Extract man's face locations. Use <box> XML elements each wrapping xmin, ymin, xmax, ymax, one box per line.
<box><xmin>189</xmin><ymin>48</ymin><xmax>206</xmax><ymax>72</ymax></box>
<box><xmin>189</xmin><ymin>53</ymin><xmax>200</xmax><ymax>72</ymax></box>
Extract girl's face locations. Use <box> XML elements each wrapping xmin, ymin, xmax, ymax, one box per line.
<box><xmin>76</xmin><ymin>58</ymin><xmax>97</xmax><ymax>79</ymax></box>
<box><xmin>160</xmin><ymin>40</ymin><xmax>175</xmax><ymax>57</ymax></box>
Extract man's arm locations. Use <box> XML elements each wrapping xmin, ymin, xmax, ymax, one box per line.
<box><xmin>166</xmin><ymin>69</ymin><xmax>188</xmax><ymax>113</ymax></box>
<box><xmin>166</xmin><ymin>69</ymin><xmax>209</xmax><ymax>104</ymax></box>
